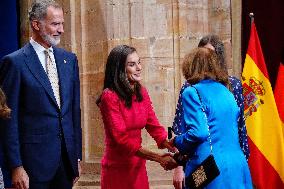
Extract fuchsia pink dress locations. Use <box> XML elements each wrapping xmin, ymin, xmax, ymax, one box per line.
<box><xmin>98</xmin><ymin>87</ymin><xmax>167</xmax><ymax>189</ymax></box>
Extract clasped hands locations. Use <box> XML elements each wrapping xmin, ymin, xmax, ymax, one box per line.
<box><xmin>159</xmin><ymin>153</ymin><xmax>177</xmax><ymax>171</ymax></box>
<box><xmin>159</xmin><ymin>138</ymin><xmax>178</xmax><ymax>171</ymax></box>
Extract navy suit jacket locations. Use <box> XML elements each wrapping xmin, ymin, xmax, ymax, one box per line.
<box><xmin>0</xmin><ymin>43</ymin><xmax>82</xmax><ymax>182</ymax></box>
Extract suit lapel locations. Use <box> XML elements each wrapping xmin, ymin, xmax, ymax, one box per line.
<box><xmin>53</xmin><ymin>47</ymin><xmax>69</xmax><ymax>112</ymax></box>
<box><xmin>23</xmin><ymin>43</ymin><xmax>59</xmax><ymax>108</ymax></box>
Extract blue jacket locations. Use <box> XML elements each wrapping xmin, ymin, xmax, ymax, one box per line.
<box><xmin>172</xmin><ymin>76</ymin><xmax>250</xmax><ymax>160</ymax></box>
<box><xmin>0</xmin><ymin>43</ymin><xmax>82</xmax><ymax>182</ymax></box>
<box><xmin>174</xmin><ymin>80</ymin><xmax>252</xmax><ymax>189</ymax></box>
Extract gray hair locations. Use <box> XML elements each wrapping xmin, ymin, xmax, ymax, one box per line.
<box><xmin>28</xmin><ymin>0</ymin><xmax>62</xmax><ymax>22</ymax></box>
<box><xmin>198</xmin><ymin>34</ymin><xmax>227</xmax><ymax>74</ymax></box>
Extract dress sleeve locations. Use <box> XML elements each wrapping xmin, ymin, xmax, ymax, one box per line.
<box><xmin>172</xmin><ymin>81</ymin><xmax>190</xmax><ymax>135</ymax></box>
<box><xmin>174</xmin><ymin>86</ymin><xmax>208</xmax><ymax>155</ymax></box>
<box><xmin>143</xmin><ymin>88</ymin><xmax>167</xmax><ymax>148</ymax></box>
<box><xmin>100</xmin><ymin>90</ymin><xmax>141</xmax><ymax>156</ymax></box>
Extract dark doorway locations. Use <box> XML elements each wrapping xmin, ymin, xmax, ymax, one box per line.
<box><xmin>242</xmin><ymin>0</ymin><xmax>284</xmax><ymax>88</ymax></box>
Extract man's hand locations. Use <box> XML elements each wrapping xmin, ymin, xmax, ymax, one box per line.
<box><xmin>73</xmin><ymin>160</ymin><xmax>82</xmax><ymax>185</ymax></box>
<box><xmin>12</xmin><ymin>166</ymin><xmax>29</xmax><ymax>189</ymax></box>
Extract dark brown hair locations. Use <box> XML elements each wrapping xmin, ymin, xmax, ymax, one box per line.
<box><xmin>198</xmin><ymin>34</ymin><xmax>227</xmax><ymax>74</ymax></box>
<box><xmin>0</xmin><ymin>88</ymin><xmax>11</xmax><ymax>119</ymax></box>
<box><xmin>99</xmin><ymin>45</ymin><xmax>142</xmax><ymax>108</ymax></box>
<box><xmin>182</xmin><ymin>47</ymin><xmax>230</xmax><ymax>88</ymax></box>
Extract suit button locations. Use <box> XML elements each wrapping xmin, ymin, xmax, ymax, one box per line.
<box><xmin>58</xmin><ymin>133</ymin><xmax>63</xmax><ymax>138</ymax></box>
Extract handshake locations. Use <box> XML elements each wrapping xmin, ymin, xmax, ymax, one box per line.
<box><xmin>158</xmin><ymin>138</ymin><xmax>179</xmax><ymax>171</ymax></box>
<box><xmin>158</xmin><ymin>152</ymin><xmax>178</xmax><ymax>171</ymax></box>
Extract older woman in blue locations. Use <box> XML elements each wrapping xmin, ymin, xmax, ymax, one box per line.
<box><xmin>172</xmin><ymin>35</ymin><xmax>249</xmax><ymax>159</ymax></box>
<box><xmin>171</xmin><ymin>48</ymin><xmax>253</xmax><ymax>189</ymax></box>
<box><xmin>172</xmin><ymin>35</ymin><xmax>249</xmax><ymax>189</ymax></box>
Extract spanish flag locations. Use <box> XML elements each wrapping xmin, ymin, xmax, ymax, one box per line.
<box><xmin>274</xmin><ymin>58</ymin><xmax>284</xmax><ymax>123</ymax></box>
<box><xmin>242</xmin><ymin>21</ymin><xmax>284</xmax><ymax>188</ymax></box>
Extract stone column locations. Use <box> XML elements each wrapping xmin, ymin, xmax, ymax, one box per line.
<box><xmin>231</xmin><ymin>0</ymin><xmax>242</xmax><ymax>78</ymax></box>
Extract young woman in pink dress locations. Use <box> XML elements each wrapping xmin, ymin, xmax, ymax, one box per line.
<box><xmin>97</xmin><ymin>45</ymin><xmax>177</xmax><ymax>189</ymax></box>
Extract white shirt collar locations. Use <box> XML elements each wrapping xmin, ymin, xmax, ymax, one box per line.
<box><xmin>29</xmin><ymin>38</ymin><xmax>56</xmax><ymax>72</ymax></box>
<box><xmin>30</xmin><ymin>38</ymin><xmax>54</xmax><ymax>53</ymax></box>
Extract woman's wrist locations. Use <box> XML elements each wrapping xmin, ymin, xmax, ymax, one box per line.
<box><xmin>136</xmin><ymin>147</ymin><xmax>162</xmax><ymax>163</ymax></box>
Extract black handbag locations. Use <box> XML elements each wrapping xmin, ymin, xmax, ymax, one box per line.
<box><xmin>185</xmin><ymin>86</ymin><xmax>220</xmax><ymax>189</ymax></box>
<box><xmin>185</xmin><ymin>154</ymin><xmax>220</xmax><ymax>188</ymax></box>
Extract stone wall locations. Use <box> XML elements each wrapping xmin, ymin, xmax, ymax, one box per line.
<box><xmin>19</xmin><ymin>0</ymin><xmax>241</xmax><ymax>177</ymax></box>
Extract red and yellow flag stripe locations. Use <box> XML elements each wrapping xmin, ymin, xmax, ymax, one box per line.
<box><xmin>242</xmin><ymin>22</ymin><xmax>284</xmax><ymax>188</ymax></box>
<box><xmin>274</xmin><ymin>61</ymin><xmax>284</xmax><ymax>123</ymax></box>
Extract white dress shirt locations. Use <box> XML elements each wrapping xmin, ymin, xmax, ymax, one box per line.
<box><xmin>30</xmin><ymin>38</ymin><xmax>55</xmax><ymax>72</ymax></box>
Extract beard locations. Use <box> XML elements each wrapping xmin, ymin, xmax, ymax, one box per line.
<box><xmin>39</xmin><ymin>28</ymin><xmax>61</xmax><ymax>46</ymax></box>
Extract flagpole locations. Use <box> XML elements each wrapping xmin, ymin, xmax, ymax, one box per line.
<box><xmin>249</xmin><ymin>12</ymin><xmax>254</xmax><ymax>26</ymax></box>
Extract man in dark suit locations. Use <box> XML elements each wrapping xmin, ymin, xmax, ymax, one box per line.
<box><xmin>0</xmin><ymin>0</ymin><xmax>82</xmax><ymax>188</ymax></box>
